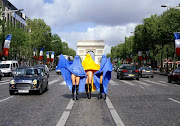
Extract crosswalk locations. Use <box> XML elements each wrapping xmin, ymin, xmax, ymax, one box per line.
<box><xmin>109</xmin><ymin>79</ymin><xmax>172</xmax><ymax>87</ymax></box>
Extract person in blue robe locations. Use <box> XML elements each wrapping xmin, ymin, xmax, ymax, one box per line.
<box><xmin>94</xmin><ymin>55</ymin><xmax>112</xmax><ymax>100</ymax></box>
<box><xmin>56</xmin><ymin>54</ymin><xmax>86</xmax><ymax>100</ymax></box>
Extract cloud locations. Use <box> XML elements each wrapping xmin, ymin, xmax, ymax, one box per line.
<box><xmin>8</xmin><ymin>0</ymin><xmax>180</xmax><ymax>54</ymax></box>
<box><xmin>58</xmin><ymin>23</ymin><xmax>137</xmax><ymax>54</ymax></box>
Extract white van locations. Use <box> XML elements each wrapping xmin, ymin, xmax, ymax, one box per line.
<box><xmin>0</xmin><ymin>60</ymin><xmax>19</xmax><ymax>76</ymax></box>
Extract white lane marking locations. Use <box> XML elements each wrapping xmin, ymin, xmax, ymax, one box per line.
<box><xmin>56</xmin><ymin>99</ymin><xmax>74</xmax><ymax>126</ymax></box>
<box><xmin>0</xmin><ymin>80</ymin><xmax>10</xmax><ymax>83</ymax></box>
<box><xmin>135</xmin><ymin>81</ymin><xmax>151</xmax><ymax>86</ymax></box>
<box><xmin>66</xmin><ymin>99</ymin><xmax>75</xmax><ymax>110</ymax></box>
<box><xmin>110</xmin><ymin>80</ymin><xmax>119</xmax><ymax>85</ymax></box>
<box><xmin>143</xmin><ymin>80</ymin><xmax>167</xmax><ymax>86</ymax></box>
<box><xmin>0</xmin><ymin>82</ymin><xmax>9</xmax><ymax>85</ymax></box>
<box><xmin>59</xmin><ymin>81</ymin><xmax>66</xmax><ymax>85</ymax></box>
<box><xmin>120</xmin><ymin>80</ymin><xmax>135</xmax><ymax>86</ymax></box>
<box><xmin>56</xmin><ymin>111</ymin><xmax>70</xmax><ymax>126</ymax></box>
<box><xmin>49</xmin><ymin>79</ymin><xmax>60</xmax><ymax>85</ymax></box>
<box><xmin>139</xmin><ymin>86</ymin><xmax>145</xmax><ymax>89</ymax></box>
<box><xmin>169</xmin><ymin>98</ymin><xmax>180</xmax><ymax>104</ymax></box>
<box><xmin>106</xmin><ymin>96</ymin><xmax>125</xmax><ymax>126</ymax></box>
<box><xmin>0</xmin><ymin>96</ymin><xmax>14</xmax><ymax>103</ymax></box>
<box><xmin>158</xmin><ymin>81</ymin><xmax>167</xmax><ymax>84</ymax></box>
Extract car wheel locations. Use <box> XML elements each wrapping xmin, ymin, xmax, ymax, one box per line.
<box><xmin>178</xmin><ymin>79</ymin><xmax>180</xmax><ymax>85</ymax></box>
<box><xmin>0</xmin><ymin>76</ymin><xmax>1</xmax><ymax>81</ymax></box>
<box><xmin>168</xmin><ymin>77</ymin><xmax>171</xmax><ymax>83</ymax></box>
<box><xmin>151</xmin><ymin>76</ymin><xmax>153</xmax><ymax>78</ymax></box>
<box><xmin>45</xmin><ymin>82</ymin><xmax>48</xmax><ymax>91</ymax></box>
<box><xmin>38</xmin><ymin>85</ymin><xmax>43</xmax><ymax>95</ymax></box>
<box><xmin>9</xmin><ymin>91</ymin><xmax>14</xmax><ymax>95</ymax></box>
<box><xmin>9</xmin><ymin>73</ymin><xmax>12</xmax><ymax>77</ymax></box>
<box><xmin>117</xmin><ymin>74</ymin><xmax>119</xmax><ymax>79</ymax></box>
<box><xmin>136</xmin><ymin>78</ymin><xmax>139</xmax><ymax>81</ymax></box>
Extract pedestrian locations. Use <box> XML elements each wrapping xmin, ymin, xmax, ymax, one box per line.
<box><xmin>94</xmin><ymin>55</ymin><xmax>112</xmax><ymax>100</ymax></box>
<box><xmin>82</xmin><ymin>54</ymin><xmax>100</xmax><ymax>99</ymax></box>
<box><xmin>56</xmin><ymin>54</ymin><xmax>86</xmax><ymax>100</ymax></box>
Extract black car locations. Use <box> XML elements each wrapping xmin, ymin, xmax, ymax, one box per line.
<box><xmin>168</xmin><ymin>68</ymin><xmax>180</xmax><ymax>85</ymax></box>
<box><xmin>36</xmin><ymin>64</ymin><xmax>49</xmax><ymax>77</ymax></box>
<box><xmin>117</xmin><ymin>64</ymin><xmax>139</xmax><ymax>80</ymax></box>
<box><xmin>9</xmin><ymin>66</ymin><xmax>48</xmax><ymax>95</ymax></box>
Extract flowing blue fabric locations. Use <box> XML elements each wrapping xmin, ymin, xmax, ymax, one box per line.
<box><xmin>56</xmin><ymin>54</ymin><xmax>86</xmax><ymax>92</ymax></box>
<box><xmin>94</xmin><ymin>55</ymin><xmax>112</xmax><ymax>94</ymax></box>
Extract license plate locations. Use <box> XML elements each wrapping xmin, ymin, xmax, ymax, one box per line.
<box><xmin>18</xmin><ymin>90</ymin><xmax>29</xmax><ymax>93</ymax></box>
<box><xmin>129</xmin><ymin>74</ymin><xmax>134</xmax><ymax>76</ymax></box>
<box><xmin>146</xmin><ymin>71</ymin><xmax>150</xmax><ymax>72</ymax></box>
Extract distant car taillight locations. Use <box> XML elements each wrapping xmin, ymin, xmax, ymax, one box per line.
<box><xmin>135</xmin><ymin>70</ymin><xmax>139</xmax><ymax>73</ymax></box>
<box><xmin>122</xmin><ymin>70</ymin><xmax>128</xmax><ymax>72</ymax></box>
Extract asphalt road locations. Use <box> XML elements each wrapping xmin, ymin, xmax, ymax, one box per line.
<box><xmin>0</xmin><ymin>71</ymin><xmax>179</xmax><ymax>126</ymax></box>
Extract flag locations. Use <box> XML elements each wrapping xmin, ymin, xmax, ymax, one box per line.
<box><xmin>50</xmin><ymin>51</ymin><xmax>54</xmax><ymax>62</ymax></box>
<box><xmin>39</xmin><ymin>48</ymin><xmax>44</xmax><ymax>60</ymax></box>
<box><xmin>3</xmin><ymin>35</ymin><xmax>12</xmax><ymax>56</ymax></box>
<box><xmin>174</xmin><ymin>32</ymin><xmax>180</xmax><ymax>56</ymax></box>
<box><xmin>33</xmin><ymin>48</ymin><xmax>36</xmax><ymax>59</ymax></box>
<box><xmin>46</xmin><ymin>52</ymin><xmax>50</xmax><ymax>61</ymax></box>
<box><xmin>138</xmin><ymin>51</ymin><xmax>143</xmax><ymax>61</ymax></box>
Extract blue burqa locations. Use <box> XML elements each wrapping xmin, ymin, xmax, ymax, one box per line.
<box><xmin>94</xmin><ymin>55</ymin><xmax>112</xmax><ymax>94</ymax></box>
<box><xmin>56</xmin><ymin>54</ymin><xmax>86</xmax><ymax>92</ymax></box>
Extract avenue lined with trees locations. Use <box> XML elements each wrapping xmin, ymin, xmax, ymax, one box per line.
<box><xmin>108</xmin><ymin>7</ymin><xmax>180</xmax><ymax>72</ymax></box>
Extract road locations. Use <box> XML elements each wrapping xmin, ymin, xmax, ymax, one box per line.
<box><xmin>0</xmin><ymin>71</ymin><xmax>180</xmax><ymax>126</ymax></box>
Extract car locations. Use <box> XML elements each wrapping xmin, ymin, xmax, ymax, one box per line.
<box><xmin>0</xmin><ymin>60</ymin><xmax>19</xmax><ymax>76</ymax></box>
<box><xmin>36</xmin><ymin>64</ymin><xmax>49</xmax><ymax>77</ymax></box>
<box><xmin>168</xmin><ymin>68</ymin><xmax>180</xmax><ymax>85</ymax></box>
<box><xmin>139</xmin><ymin>67</ymin><xmax>154</xmax><ymax>78</ymax></box>
<box><xmin>9</xmin><ymin>66</ymin><xmax>48</xmax><ymax>95</ymax></box>
<box><xmin>117</xmin><ymin>64</ymin><xmax>139</xmax><ymax>80</ymax></box>
<box><xmin>0</xmin><ymin>70</ymin><xmax>3</xmax><ymax>81</ymax></box>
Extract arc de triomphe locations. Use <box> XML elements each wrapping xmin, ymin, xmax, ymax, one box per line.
<box><xmin>77</xmin><ymin>40</ymin><xmax>105</xmax><ymax>64</ymax></box>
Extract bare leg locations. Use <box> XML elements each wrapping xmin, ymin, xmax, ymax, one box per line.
<box><xmin>71</xmin><ymin>74</ymin><xmax>76</xmax><ymax>85</ymax></box>
<box><xmin>100</xmin><ymin>73</ymin><xmax>103</xmax><ymax>84</ymax></box>
<box><xmin>86</xmin><ymin>71</ymin><xmax>93</xmax><ymax>99</ymax></box>
<box><xmin>75</xmin><ymin>76</ymin><xmax>80</xmax><ymax>85</ymax></box>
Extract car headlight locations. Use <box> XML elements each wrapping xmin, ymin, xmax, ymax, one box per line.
<box><xmin>10</xmin><ymin>80</ymin><xmax>15</xmax><ymax>84</ymax></box>
<box><xmin>32</xmin><ymin>79</ymin><xmax>37</xmax><ymax>85</ymax></box>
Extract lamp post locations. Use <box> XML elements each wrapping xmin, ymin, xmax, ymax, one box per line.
<box><xmin>1</xmin><ymin>8</ymin><xmax>24</xmax><ymax>60</ymax></box>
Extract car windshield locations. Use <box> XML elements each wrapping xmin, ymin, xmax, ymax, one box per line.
<box><xmin>143</xmin><ymin>67</ymin><xmax>153</xmax><ymax>70</ymax></box>
<box><xmin>0</xmin><ymin>64</ymin><xmax>10</xmax><ymax>68</ymax></box>
<box><xmin>15</xmin><ymin>68</ymin><xmax>41</xmax><ymax>76</ymax></box>
<box><xmin>124</xmin><ymin>65</ymin><xmax>137</xmax><ymax>70</ymax></box>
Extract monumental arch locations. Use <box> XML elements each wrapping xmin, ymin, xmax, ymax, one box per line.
<box><xmin>77</xmin><ymin>40</ymin><xmax>105</xmax><ymax>64</ymax></box>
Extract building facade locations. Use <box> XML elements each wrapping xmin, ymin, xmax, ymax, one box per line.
<box><xmin>0</xmin><ymin>0</ymin><xmax>27</xmax><ymax>29</ymax></box>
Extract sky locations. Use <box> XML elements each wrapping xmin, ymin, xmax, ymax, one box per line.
<box><xmin>9</xmin><ymin>0</ymin><xmax>180</xmax><ymax>54</ymax></box>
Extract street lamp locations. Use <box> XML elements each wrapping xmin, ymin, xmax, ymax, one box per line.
<box><xmin>161</xmin><ymin>5</ymin><xmax>180</xmax><ymax>10</ymax></box>
<box><xmin>1</xmin><ymin>8</ymin><xmax>24</xmax><ymax>60</ymax></box>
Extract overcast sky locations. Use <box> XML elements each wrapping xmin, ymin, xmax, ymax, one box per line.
<box><xmin>9</xmin><ymin>0</ymin><xmax>179</xmax><ymax>54</ymax></box>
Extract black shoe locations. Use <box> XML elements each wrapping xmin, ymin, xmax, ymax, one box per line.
<box><xmin>88</xmin><ymin>84</ymin><xmax>92</xmax><ymax>99</ymax></box>
<box><xmin>98</xmin><ymin>84</ymin><xmax>103</xmax><ymax>99</ymax></box>
<box><xmin>72</xmin><ymin>85</ymin><xmax>75</xmax><ymax>100</ymax></box>
<box><xmin>85</xmin><ymin>84</ymin><xmax>88</xmax><ymax>98</ymax></box>
<box><xmin>104</xmin><ymin>94</ymin><xmax>106</xmax><ymax>100</ymax></box>
<box><xmin>76</xmin><ymin>85</ymin><xmax>79</xmax><ymax>100</ymax></box>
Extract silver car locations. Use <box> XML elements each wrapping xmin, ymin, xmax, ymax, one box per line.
<box><xmin>139</xmin><ymin>67</ymin><xmax>154</xmax><ymax>78</ymax></box>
